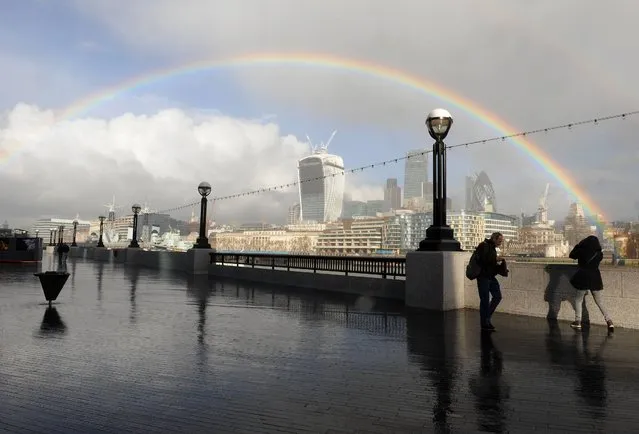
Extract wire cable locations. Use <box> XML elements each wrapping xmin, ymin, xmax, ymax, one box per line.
<box><xmin>97</xmin><ymin>109</ymin><xmax>639</xmax><ymax>223</ymax></box>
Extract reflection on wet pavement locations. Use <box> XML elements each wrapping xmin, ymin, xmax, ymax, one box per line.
<box><xmin>1</xmin><ymin>257</ymin><xmax>638</xmax><ymax>433</ymax></box>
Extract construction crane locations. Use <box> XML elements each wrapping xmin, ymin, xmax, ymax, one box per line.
<box><xmin>322</xmin><ymin>130</ymin><xmax>337</xmax><ymax>151</ymax></box>
<box><xmin>140</xmin><ymin>203</ymin><xmax>157</xmax><ymax>245</ymax></box>
<box><xmin>306</xmin><ymin>130</ymin><xmax>337</xmax><ymax>153</ymax></box>
<box><xmin>537</xmin><ymin>183</ymin><xmax>550</xmax><ymax>225</ymax></box>
<box><xmin>104</xmin><ymin>195</ymin><xmax>122</xmax><ymax>221</ymax></box>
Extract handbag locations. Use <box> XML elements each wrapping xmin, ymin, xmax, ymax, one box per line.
<box><xmin>585</xmin><ymin>251</ymin><xmax>600</xmax><ymax>264</ymax></box>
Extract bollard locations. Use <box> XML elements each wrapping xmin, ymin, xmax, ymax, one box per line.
<box><xmin>34</xmin><ymin>271</ymin><xmax>70</xmax><ymax>306</ymax></box>
<box><xmin>34</xmin><ymin>243</ymin><xmax>71</xmax><ymax>306</ymax></box>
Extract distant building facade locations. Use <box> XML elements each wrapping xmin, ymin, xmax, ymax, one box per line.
<box><xmin>403</xmin><ymin>149</ymin><xmax>432</xmax><ymax>210</ymax></box>
<box><xmin>287</xmin><ymin>203</ymin><xmax>301</xmax><ymax>225</ymax></box>
<box><xmin>31</xmin><ymin>218</ymin><xmax>91</xmax><ymax>243</ymax></box>
<box><xmin>383</xmin><ymin>178</ymin><xmax>402</xmax><ymax>211</ymax></box>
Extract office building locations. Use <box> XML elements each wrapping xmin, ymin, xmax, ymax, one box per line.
<box><xmin>403</xmin><ymin>149</ymin><xmax>430</xmax><ymax>202</ymax></box>
<box><xmin>384</xmin><ymin>178</ymin><xmax>402</xmax><ymax>211</ymax></box>
<box><xmin>298</xmin><ymin>148</ymin><xmax>345</xmax><ymax>223</ymax></box>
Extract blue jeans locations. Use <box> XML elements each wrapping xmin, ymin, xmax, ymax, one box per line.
<box><xmin>477</xmin><ymin>277</ymin><xmax>502</xmax><ymax>326</ymax></box>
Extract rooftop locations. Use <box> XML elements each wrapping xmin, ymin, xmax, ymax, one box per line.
<box><xmin>1</xmin><ymin>256</ymin><xmax>639</xmax><ymax>433</ymax></box>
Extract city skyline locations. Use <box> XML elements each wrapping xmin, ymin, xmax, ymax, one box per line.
<box><xmin>1</xmin><ymin>163</ymin><xmax>628</xmax><ymax>230</ymax></box>
<box><xmin>1</xmin><ymin>2</ymin><xmax>638</xmax><ymax>227</ymax></box>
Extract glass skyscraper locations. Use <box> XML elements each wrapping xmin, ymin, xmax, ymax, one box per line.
<box><xmin>298</xmin><ymin>149</ymin><xmax>345</xmax><ymax>223</ymax></box>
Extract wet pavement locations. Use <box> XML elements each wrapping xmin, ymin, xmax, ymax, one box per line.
<box><xmin>1</xmin><ymin>256</ymin><xmax>639</xmax><ymax>433</ymax></box>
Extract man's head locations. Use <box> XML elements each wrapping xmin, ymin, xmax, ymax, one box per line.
<box><xmin>490</xmin><ymin>232</ymin><xmax>504</xmax><ymax>247</ymax></box>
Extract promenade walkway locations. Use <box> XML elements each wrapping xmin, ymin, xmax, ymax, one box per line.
<box><xmin>1</xmin><ymin>256</ymin><xmax>639</xmax><ymax>433</ymax></box>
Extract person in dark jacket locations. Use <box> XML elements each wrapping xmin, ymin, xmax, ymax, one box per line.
<box><xmin>475</xmin><ymin>232</ymin><xmax>505</xmax><ymax>331</ymax></box>
<box><xmin>569</xmin><ymin>235</ymin><xmax>614</xmax><ymax>331</ymax></box>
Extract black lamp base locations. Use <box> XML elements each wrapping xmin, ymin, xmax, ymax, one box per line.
<box><xmin>417</xmin><ymin>225</ymin><xmax>462</xmax><ymax>252</ymax></box>
<box><xmin>128</xmin><ymin>241</ymin><xmax>140</xmax><ymax>248</ymax></box>
<box><xmin>194</xmin><ymin>238</ymin><xmax>211</xmax><ymax>249</ymax></box>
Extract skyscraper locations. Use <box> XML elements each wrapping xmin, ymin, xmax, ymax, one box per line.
<box><xmin>465</xmin><ymin>171</ymin><xmax>497</xmax><ymax>212</ymax></box>
<box><xmin>298</xmin><ymin>148</ymin><xmax>345</xmax><ymax>223</ymax></box>
<box><xmin>403</xmin><ymin>149</ymin><xmax>429</xmax><ymax>201</ymax></box>
<box><xmin>384</xmin><ymin>178</ymin><xmax>402</xmax><ymax>211</ymax></box>
<box><xmin>287</xmin><ymin>203</ymin><xmax>301</xmax><ymax>225</ymax></box>
<box><xmin>403</xmin><ymin>149</ymin><xmax>433</xmax><ymax>212</ymax></box>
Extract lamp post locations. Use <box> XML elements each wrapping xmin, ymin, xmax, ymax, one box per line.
<box><xmin>51</xmin><ymin>229</ymin><xmax>57</xmax><ymax>246</ymax></box>
<box><xmin>194</xmin><ymin>181</ymin><xmax>212</xmax><ymax>249</ymax></box>
<box><xmin>58</xmin><ymin>225</ymin><xmax>64</xmax><ymax>245</ymax></box>
<box><xmin>129</xmin><ymin>204</ymin><xmax>141</xmax><ymax>248</ymax></box>
<box><xmin>97</xmin><ymin>216</ymin><xmax>106</xmax><ymax>248</ymax></box>
<box><xmin>418</xmin><ymin>108</ymin><xmax>461</xmax><ymax>252</ymax></box>
<box><xmin>72</xmin><ymin>220</ymin><xmax>78</xmax><ymax>247</ymax></box>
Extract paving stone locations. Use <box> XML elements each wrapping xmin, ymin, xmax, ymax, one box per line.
<box><xmin>0</xmin><ymin>258</ymin><xmax>638</xmax><ymax>433</ymax></box>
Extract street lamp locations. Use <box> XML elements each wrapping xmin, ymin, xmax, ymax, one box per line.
<box><xmin>72</xmin><ymin>219</ymin><xmax>78</xmax><ymax>247</ymax></box>
<box><xmin>51</xmin><ymin>229</ymin><xmax>57</xmax><ymax>247</ymax></box>
<box><xmin>418</xmin><ymin>108</ymin><xmax>461</xmax><ymax>251</ymax></box>
<box><xmin>129</xmin><ymin>204</ymin><xmax>141</xmax><ymax>248</ymax></box>
<box><xmin>194</xmin><ymin>181</ymin><xmax>212</xmax><ymax>249</ymax></box>
<box><xmin>97</xmin><ymin>216</ymin><xmax>106</xmax><ymax>248</ymax></box>
<box><xmin>58</xmin><ymin>225</ymin><xmax>64</xmax><ymax>245</ymax></box>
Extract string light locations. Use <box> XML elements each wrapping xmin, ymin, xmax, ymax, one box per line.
<box><xmin>98</xmin><ymin>109</ymin><xmax>639</xmax><ymax>224</ymax></box>
<box><xmin>211</xmin><ymin>109</ymin><xmax>639</xmax><ymax>201</ymax></box>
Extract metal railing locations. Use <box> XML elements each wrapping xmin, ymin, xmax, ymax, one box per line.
<box><xmin>210</xmin><ymin>252</ymin><xmax>405</xmax><ymax>278</ymax></box>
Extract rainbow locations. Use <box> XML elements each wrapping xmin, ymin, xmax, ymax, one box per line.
<box><xmin>14</xmin><ymin>52</ymin><xmax>608</xmax><ymax>220</ymax></box>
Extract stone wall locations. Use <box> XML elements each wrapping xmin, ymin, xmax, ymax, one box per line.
<box><xmin>464</xmin><ymin>262</ymin><xmax>639</xmax><ymax>329</ymax></box>
<box><xmin>68</xmin><ymin>247</ymin><xmax>639</xmax><ymax>329</ymax></box>
<box><xmin>69</xmin><ymin>247</ymin><xmax>190</xmax><ymax>272</ymax></box>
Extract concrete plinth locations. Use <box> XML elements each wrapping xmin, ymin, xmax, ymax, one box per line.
<box><xmin>185</xmin><ymin>248</ymin><xmax>214</xmax><ymax>275</ymax></box>
<box><xmin>93</xmin><ymin>247</ymin><xmax>112</xmax><ymax>262</ymax></box>
<box><xmin>405</xmin><ymin>251</ymin><xmax>471</xmax><ymax>311</ymax></box>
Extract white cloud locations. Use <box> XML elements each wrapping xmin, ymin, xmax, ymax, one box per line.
<box><xmin>345</xmin><ymin>182</ymin><xmax>383</xmax><ymax>203</ymax></box>
<box><xmin>0</xmin><ymin>104</ymin><xmax>326</xmax><ymax>227</ymax></box>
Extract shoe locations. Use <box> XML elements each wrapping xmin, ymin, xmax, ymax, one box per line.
<box><xmin>607</xmin><ymin>320</ymin><xmax>614</xmax><ymax>331</ymax></box>
<box><xmin>481</xmin><ymin>323</ymin><xmax>496</xmax><ymax>331</ymax></box>
<box><xmin>570</xmin><ymin>321</ymin><xmax>582</xmax><ymax>330</ymax></box>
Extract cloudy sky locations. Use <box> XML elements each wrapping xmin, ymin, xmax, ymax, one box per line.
<box><xmin>1</xmin><ymin>0</ymin><xmax>638</xmax><ymax>227</ymax></box>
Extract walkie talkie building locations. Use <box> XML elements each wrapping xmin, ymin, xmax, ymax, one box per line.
<box><xmin>297</xmin><ymin>148</ymin><xmax>345</xmax><ymax>223</ymax></box>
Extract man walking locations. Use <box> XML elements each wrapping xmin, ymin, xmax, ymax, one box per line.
<box><xmin>475</xmin><ymin>232</ymin><xmax>505</xmax><ymax>331</ymax></box>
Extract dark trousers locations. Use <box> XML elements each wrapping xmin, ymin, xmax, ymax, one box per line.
<box><xmin>477</xmin><ymin>277</ymin><xmax>502</xmax><ymax>326</ymax></box>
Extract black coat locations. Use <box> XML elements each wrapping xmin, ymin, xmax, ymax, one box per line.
<box><xmin>476</xmin><ymin>240</ymin><xmax>499</xmax><ymax>278</ymax></box>
<box><xmin>474</xmin><ymin>240</ymin><xmax>508</xmax><ymax>278</ymax></box>
<box><xmin>569</xmin><ymin>236</ymin><xmax>604</xmax><ymax>291</ymax></box>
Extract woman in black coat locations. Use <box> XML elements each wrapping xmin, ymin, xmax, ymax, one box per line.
<box><xmin>569</xmin><ymin>235</ymin><xmax>614</xmax><ymax>331</ymax></box>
